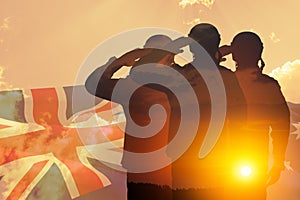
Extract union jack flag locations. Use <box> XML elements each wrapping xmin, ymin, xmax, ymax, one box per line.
<box><xmin>0</xmin><ymin>85</ymin><xmax>126</xmax><ymax>199</ymax></box>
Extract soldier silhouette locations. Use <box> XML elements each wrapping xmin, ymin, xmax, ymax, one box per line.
<box><xmin>220</xmin><ymin>31</ymin><xmax>290</xmax><ymax>200</ymax></box>
<box><xmin>170</xmin><ymin>23</ymin><xmax>246</xmax><ymax>200</ymax></box>
<box><xmin>85</xmin><ymin>35</ymin><xmax>176</xmax><ymax>200</ymax></box>
<box><xmin>131</xmin><ymin>23</ymin><xmax>247</xmax><ymax>200</ymax></box>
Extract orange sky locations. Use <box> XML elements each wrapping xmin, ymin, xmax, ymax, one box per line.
<box><xmin>0</xmin><ymin>1</ymin><xmax>299</xmax><ymax>199</ymax></box>
<box><xmin>0</xmin><ymin>0</ymin><xmax>299</xmax><ymax>101</ymax></box>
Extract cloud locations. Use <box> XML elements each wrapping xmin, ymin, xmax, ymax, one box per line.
<box><xmin>0</xmin><ymin>66</ymin><xmax>8</xmax><ymax>89</ymax></box>
<box><xmin>179</xmin><ymin>0</ymin><xmax>199</xmax><ymax>8</ymax></box>
<box><xmin>0</xmin><ymin>17</ymin><xmax>11</xmax><ymax>31</ymax></box>
<box><xmin>179</xmin><ymin>0</ymin><xmax>215</xmax><ymax>9</ymax></box>
<box><xmin>269</xmin><ymin>32</ymin><xmax>280</xmax><ymax>43</ymax></box>
<box><xmin>199</xmin><ymin>0</ymin><xmax>215</xmax><ymax>9</ymax></box>
<box><xmin>183</xmin><ymin>18</ymin><xmax>201</xmax><ymax>26</ymax></box>
<box><xmin>0</xmin><ymin>66</ymin><xmax>12</xmax><ymax>90</ymax></box>
<box><xmin>269</xmin><ymin>60</ymin><xmax>300</xmax><ymax>103</ymax></box>
<box><xmin>0</xmin><ymin>66</ymin><xmax>22</xmax><ymax>91</ymax></box>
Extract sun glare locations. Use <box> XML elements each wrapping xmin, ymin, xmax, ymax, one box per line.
<box><xmin>240</xmin><ymin>166</ymin><xmax>252</xmax><ymax>177</ymax></box>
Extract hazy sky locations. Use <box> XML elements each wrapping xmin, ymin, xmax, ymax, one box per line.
<box><xmin>0</xmin><ymin>0</ymin><xmax>299</xmax><ymax>102</ymax></box>
<box><xmin>0</xmin><ymin>1</ymin><xmax>299</xmax><ymax>199</ymax></box>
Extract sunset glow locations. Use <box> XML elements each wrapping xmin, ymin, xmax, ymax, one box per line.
<box><xmin>0</xmin><ymin>1</ymin><xmax>299</xmax><ymax>200</ymax></box>
<box><xmin>240</xmin><ymin>166</ymin><xmax>252</xmax><ymax>177</ymax></box>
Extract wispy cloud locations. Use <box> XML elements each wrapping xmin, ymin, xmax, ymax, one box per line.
<box><xmin>199</xmin><ymin>0</ymin><xmax>215</xmax><ymax>9</ymax></box>
<box><xmin>179</xmin><ymin>0</ymin><xmax>199</xmax><ymax>8</ymax></box>
<box><xmin>183</xmin><ymin>18</ymin><xmax>201</xmax><ymax>26</ymax></box>
<box><xmin>269</xmin><ymin>32</ymin><xmax>280</xmax><ymax>43</ymax></box>
<box><xmin>0</xmin><ymin>17</ymin><xmax>11</xmax><ymax>52</ymax></box>
<box><xmin>0</xmin><ymin>66</ymin><xmax>18</xmax><ymax>91</ymax></box>
<box><xmin>179</xmin><ymin>0</ymin><xmax>215</xmax><ymax>9</ymax></box>
<box><xmin>269</xmin><ymin>60</ymin><xmax>300</xmax><ymax>80</ymax></box>
<box><xmin>269</xmin><ymin>59</ymin><xmax>300</xmax><ymax>103</ymax></box>
<box><xmin>284</xmin><ymin>161</ymin><xmax>294</xmax><ymax>171</ymax></box>
<box><xmin>0</xmin><ymin>66</ymin><xmax>8</xmax><ymax>89</ymax></box>
<box><xmin>0</xmin><ymin>17</ymin><xmax>11</xmax><ymax>31</ymax></box>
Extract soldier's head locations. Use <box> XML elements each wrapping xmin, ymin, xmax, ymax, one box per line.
<box><xmin>188</xmin><ymin>23</ymin><xmax>221</xmax><ymax>63</ymax></box>
<box><xmin>143</xmin><ymin>34</ymin><xmax>175</xmax><ymax>66</ymax></box>
<box><xmin>231</xmin><ymin>31</ymin><xmax>264</xmax><ymax>70</ymax></box>
<box><xmin>144</xmin><ymin>34</ymin><xmax>172</xmax><ymax>48</ymax></box>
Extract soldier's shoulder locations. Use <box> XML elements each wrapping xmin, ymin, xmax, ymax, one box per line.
<box><xmin>257</xmin><ymin>73</ymin><xmax>279</xmax><ymax>84</ymax></box>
